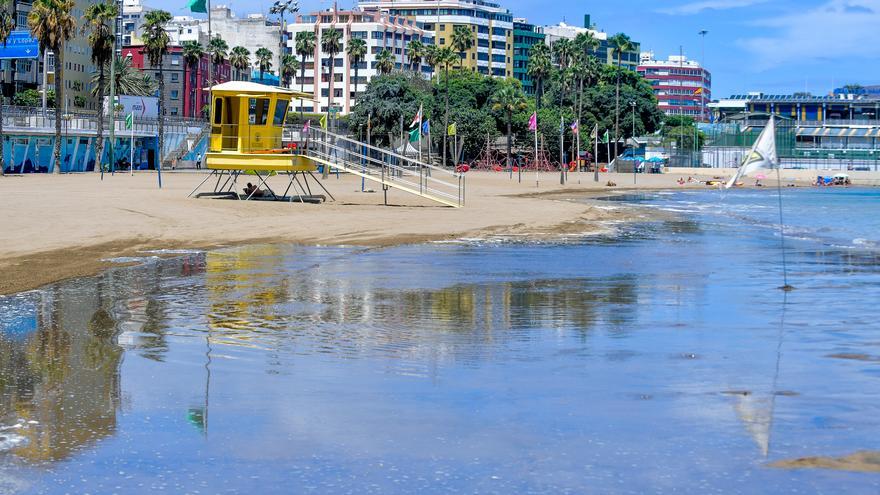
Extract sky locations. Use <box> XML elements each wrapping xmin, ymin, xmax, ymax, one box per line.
<box><xmin>152</xmin><ymin>0</ymin><xmax>880</xmax><ymax>98</ymax></box>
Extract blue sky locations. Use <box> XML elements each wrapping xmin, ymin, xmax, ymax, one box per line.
<box><xmin>156</xmin><ymin>0</ymin><xmax>880</xmax><ymax>97</ymax></box>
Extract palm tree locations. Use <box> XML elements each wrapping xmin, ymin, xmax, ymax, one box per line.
<box><xmin>92</xmin><ymin>56</ymin><xmax>155</xmax><ymax>97</ymax></box>
<box><xmin>609</xmin><ymin>32</ymin><xmax>634</xmax><ymax>159</ymax></box>
<box><xmin>28</xmin><ymin>0</ymin><xmax>76</xmax><ymax>174</ymax></box>
<box><xmin>527</xmin><ymin>42</ymin><xmax>551</xmax><ymax>110</ymax></box>
<box><xmin>423</xmin><ymin>44</ymin><xmax>438</xmax><ymax>80</ymax></box>
<box><xmin>229</xmin><ymin>45</ymin><xmax>250</xmax><ymax>81</ymax></box>
<box><xmin>491</xmin><ymin>82</ymin><xmax>527</xmax><ymax>173</ymax></box>
<box><xmin>255</xmin><ymin>47</ymin><xmax>273</xmax><ymax>82</ymax></box>
<box><xmin>142</xmin><ymin>9</ymin><xmax>172</xmax><ymax>169</ymax></box>
<box><xmin>294</xmin><ymin>31</ymin><xmax>316</xmax><ymax>119</ymax></box>
<box><xmin>280</xmin><ymin>54</ymin><xmax>299</xmax><ymax>88</ymax></box>
<box><xmin>182</xmin><ymin>40</ymin><xmax>203</xmax><ymax>117</ymax></box>
<box><xmin>552</xmin><ymin>38</ymin><xmax>574</xmax><ymax>71</ymax></box>
<box><xmin>375</xmin><ymin>48</ymin><xmax>394</xmax><ymax>75</ymax></box>
<box><xmin>208</xmin><ymin>36</ymin><xmax>228</xmax><ymax>84</ymax></box>
<box><xmin>407</xmin><ymin>39</ymin><xmax>424</xmax><ymax>73</ymax></box>
<box><xmin>82</xmin><ymin>0</ymin><xmax>117</xmax><ymax>173</ymax></box>
<box><xmin>320</xmin><ymin>27</ymin><xmax>342</xmax><ymax>118</ymax></box>
<box><xmin>0</xmin><ymin>1</ymin><xmax>16</xmax><ymax>175</ymax></box>
<box><xmin>345</xmin><ymin>37</ymin><xmax>366</xmax><ymax>98</ymax></box>
<box><xmin>450</xmin><ymin>25</ymin><xmax>473</xmax><ymax>68</ymax></box>
<box><xmin>436</xmin><ymin>46</ymin><xmax>458</xmax><ymax>166</ymax></box>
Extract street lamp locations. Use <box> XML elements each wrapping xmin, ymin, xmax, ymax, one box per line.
<box><xmin>630</xmin><ymin>100</ymin><xmax>637</xmax><ymax>183</ymax></box>
<box><xmin>270</xmin><ymin>0</ymin><xmax>299</xmax><ymax>87</ymax></box>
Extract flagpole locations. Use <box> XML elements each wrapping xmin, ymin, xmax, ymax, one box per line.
<box><xmin>130</xmin><ymin>112</ymin><xmax>134</xmax><ymax>176</ymax></box>
<box><xmin>593</xmin><ymin>125</ymin><xmax>599</xmax><ymax>182</ymax></box>
<box><xmin>605</xmin><ymin>130</ymin><xmax>610</xmax><ymax>176</ymax></box>
<box><xmin>418</xmin><ymin>108</ymin><xmax>423</xmax><ymax>164</ymax></box>
<box><xmin>534</xmin><ymin>125</ymin><xmax>539</xmax><ymax>188</ymax></box>
<box><xmin>576</xmin><ymin>122</ymin><xmax>581</xmax><ymax>184</ymax></box>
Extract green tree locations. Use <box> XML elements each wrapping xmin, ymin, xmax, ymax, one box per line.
<box><xmin>142</xmin><ymin>9</ymin><xmax>172</xmax><ymax>167</ymax></box>
<box><xmin>28</xmin><ymin>0</ymin><xmax>76</xmax><ymax>174</ymax></box>
<box><xmin>527</xmin><ymin>42</ymin><xmax>551</xmax><ymax>109</ymax></box>
<box><xmin>450</xmin><ymin>25</ymin><xmax>473</xmax><ymax>68</ymax></box>
<box><xmin>255</xmin><ymin>47</ymin><xmax>273</xmax><ymax>81</ymax></box>
<box><xmin>229</xmin><ymin>46</ymin><xmax>250</xmax><ymax>81</ymax></box>
<box><xmin>375</xmin><ymin>48</ymin><xmax>394</xmax><ymax>75</ymax></box>
<box><xmin>609</xmin><ymin>32</ymin><xmax>634</xmax><ymax>158</ymax></box>
<box><xmin>491</xmin><ymin>80</ymin><xmax>528</xmax><ymax>171</ymax></box>
<box><xmin>348</xmin><ymin>72</ymin><xmax>432</xmax><ymax>146</ymax></box>
<box><xmin>436</xmin><ymin>47</ymin><xmax>458</xmax><ymax>165</ymax></box>
<box><xmin>83</xmin><ymin>0</ymin><xmax>117</xmax><ymax>173</ymax></box>
<box><xmin>407</xmin><ymin>39</ymin><xmax>424</xmax><ymax>73</ymax></box>
<box><xmin>280</xmin><ymin>53</ymin><xmax>299</xmax><ymax>88</ymax></box>
<box><xmin>320</xmin><ymin>27</ymin><xmax>342</xmax><ymax>117</ymax></box>
<box><xmin>92</xmin><ymin>56</ymin><xmax>155</xmax><ymax>97</ymax></box>
<box><xmin>295</xmin><ymin>31</ymin><xmax>315</xmax><ymax>95</ymax></box>
<box><xmin>13</xmin><ymin>88</ymin><xmax>55</xmax><ymax>107</ymax></box>
<box><xmin>423</xmin><ymin>44</ymin><xmax>438</xmax><ymax>80</ymax></box>
<box><xmin>182</xmin><ymin>40</ymin><xmax>204</xmax><ymax>117</ymax></box>
<box><xmin>208</xmin><ymin>36</ymin><xmax>228</xmax><ymax>84</ymax></box>
<box><xmin>346</xmin><ymin>37</ymin><xmax>367</xmax><ymax>96</ymax></box>
<box><xmin>0</xmin><ymin>0</ymin><xmax>15</xmax><ymax>175</ymax></box>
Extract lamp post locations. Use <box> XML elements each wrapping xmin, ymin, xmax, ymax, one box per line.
<box><xmin>630</xmin><ymin>100</ymin><xmax>637</xmax><ymax>184</ymax></box>
<box><xmin>270</xmin><ymin>0</ymin><xmax>299</xmax><ymax>87</ymax></box>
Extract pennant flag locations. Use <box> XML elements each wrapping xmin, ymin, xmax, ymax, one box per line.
<box><xmin>590</xmin><ymin>123</ymin><xmax>598</xmax><ymax>140</ymax></box>
<box><xmin>601</xmin><ymin>129</ymin><xmax>610</xmax><ymax>144</ymax></box>
<box><xmin>125</xmin><ymin>112</ymin><xmax>134</xmax><ymax>130</ymax></box>
<box><xmin>448</xmin><ymin>122</ymin><xmax>457</xmax><ymax>136</ymax></box>
<box><xmin>725</xmin><ymin>116</ymin><xmax>778</xmax><ymax>189</ymax></box>
<box><xmin>570</xmin><ymin>120</ymin><xmax>579</xmax><ymax>134</ymax></box>
<box><xmin>422</xmin><ymin>120</ymin><xmax>430</xmax><ymax>135</ymax></box>
<box><xmin>409</xmin><ymin>128</ymin><xmax>420</xmax><ymax>143</ymax></box>
<box><xmin>528</xmin><ymin>112</ymin><xmax>537</xmax><ymax>132</ymax></box>
<box><xmin>410</xmin><ymin>104</ymin><xmax>423</xmax><ymax>128</ymax></box>
<box><xmin>694</xmin><ymin>87</ymin><xmax>704</xmax><ymax>95</ymax></box>
<box><xmin>187</xmin><ymin>0</ymin><xmax>207</xmax><ymax>13</ymax></box>
<box><xmin>303</xmin><ymin>120</ymin><xmax>311</xmax><ymax>134</ymax></box>
<box><xmin>319</xmin><ymin>114</ymin><xmax>327</xmax><ymax>130</ymax></box>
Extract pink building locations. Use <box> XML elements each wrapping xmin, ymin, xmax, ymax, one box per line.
<box><xmin>637</xmin><ymin>52</ymin><xmax>711</xmax><ymax>122</ymax></box>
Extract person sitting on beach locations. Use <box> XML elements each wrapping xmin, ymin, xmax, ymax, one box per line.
<box><xmin>687</xmin><ymin>176</ymin><xmax>694</xmax><ymax>183</ymax></box>
<box><xmin>677</xmin><ymin>177</ymin><xmax>686</xmax><ymax>185</ymax></box>
<box><xmin>244</xmin><ymin>182</ymin><xmax>264</xmax><ymax>198</ymax></box>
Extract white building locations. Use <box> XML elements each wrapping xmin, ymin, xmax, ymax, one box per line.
<box><xmin>166</xmin><ymin>16</ymin><xmax>209</xmax><ymax>46</ymax></box>
<box><xmin>122</xmin><ymin>0</ymin><xmax>154</xmax><ymax>46</ymax></box>
<box><xmin>286</xmin><ymin>9</ymin><xmax>432</xmax><ymax>114</ymax></box>
<box><xmin>359</xmin><ymin>0</ymin><xmax>514</xmax><ymax>78</ymax></box>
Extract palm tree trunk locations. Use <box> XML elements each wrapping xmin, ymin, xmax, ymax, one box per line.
<box><xmin>327</xmin><ymin>54</ymin><xmax>335</xmax><ymax>129</ymax></box>
<box><xmin>95</xmin><ymin>68</ymin><xmax>106</xmax><ymax>173</ymax></box>
<box><xmin>506</xmin><ymin>112</ymin><xmax>512</xmax><ymax>170</ymax></box>
<box><xmin>299</xmin><ymin>54</ymin><xmax>306</xmax><ymax>120</ymax></box>
<box><xmin>353</xmin><ymin>63</ymin><xmax>359</xmax><ymax>104</ymax></box>
<box><xmin>53</xmin><ymin>49</ymin><xmax>63</xmax><ymax>174</ymax></box>
<box><xmin>443</xmin><ymin>64</ymin><xmax>449</xmax><ymax>167</ymax></box>
<box><xmin>615</xmin><ymin>54</ymin><xmax>621</xmax><ymax>160</ymax></box>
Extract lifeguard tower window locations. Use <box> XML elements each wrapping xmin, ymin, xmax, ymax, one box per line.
<box><xmin>273</xmin><ymin>100</ymin><xmax>289</xmax><ymax>126</ymax></box>
<box><xmin>249</xmin><ymin>98</ymin><xmax>270</xmax><ymax>125</ymax></box>
<box><xmin>213</xmin><ymin>98</ymin><xmax>223</xmax><ymax>125</ymax></box>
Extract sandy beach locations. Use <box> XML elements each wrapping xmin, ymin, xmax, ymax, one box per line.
<box><xmin>0</xmin><ymin>168</ymin><xmax>874</xmax><ymax>295</ymax></box>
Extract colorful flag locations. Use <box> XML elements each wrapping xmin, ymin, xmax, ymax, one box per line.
<box><xmin>125</xmin><ymin>112</ymin><xmax>134</xmax><ymax>130</ymax></box>
<box><xmin>448</xmin><ymin>122</ymin><xmax>457</xmax><ymax>136</ymax></box>
<box><xmin>694</xmin><ymin>87</ymin><xmax>704</xmax><ymax>95</ymax></box>
<box><xmin>590</xmin><ymin>123</ymin><xmax>598</xmax><ymax>140</ymax></box>
<box><xmin>528</xmin><ymin>112</ymin><xmax>537</xmax><ymax>132</ymax></box>
<box><xmin>187</xmin><ymin>0</ymin><xmax>207</xmax><ymax>13</ymax></box>
<box><xmin>409</xmin><ymin>128</ymin><xmax>420</xmax><ymax>143</ymax></box>
<box><xmin>601</xmin><ymin>129</ymin><xmax>610</xmax><ymax>144</ymax></box>
<box><xmin>570</xmin><ymin>120</ymin><xmax>579</xmax><ymax>134</ymax></box>
<box><xmin>410</xmin><ymin>104</ymin><xmax>422</xmax><ymax>128</ymax></box>
<box><xmin>319</xmin><ymin>114</ymin><xmax>327</xmax><ymax>130</ymax></box>
<box><xmin>303</xmin><ymin>120</ymin><xmax>311</xmax><ymax>134</ymax></box>
<box><xmin>422</xmin><ymin>120</ymin><xmax>430</xmax><ymax>135</ymax></box>
<box><xmin>725</xmin><ymin>116</ymin><xmax>778</xmax><ymax>189</ymax></box>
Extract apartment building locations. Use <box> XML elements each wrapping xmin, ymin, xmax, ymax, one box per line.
<box><xmin>287</xmin><ymin>8</ymin><xmax>433</xmax><ymax>114</ymax></box>
<box><xmin>542</xmin><ymin>15</ymin><xmax>641</xmax><ymax>72</ymax></box>
<box><xmin>512</xmin><ymin>18</ymin><xmax>543</xmax><ymax>95</ymax></box>
<box><xmin>359</xmin><ymin>0</ymin><xmax>514</xmax><ymax>78</ymax></box>
<box><xmin>637</xmin><ymin>52</ymin><xmax>711</xmax><ymax>120</ymax></box>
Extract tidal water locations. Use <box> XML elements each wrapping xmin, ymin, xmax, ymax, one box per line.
<box><xmin>0</xmin><ymin>188</ymin><xmax>878</xmax><ymax>494</ymax></box>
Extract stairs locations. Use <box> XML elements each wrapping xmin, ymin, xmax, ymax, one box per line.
<box><xmin>303</xmin><ymin>128</ymin><xmax>465</xmax><ymax>208</ymax></box>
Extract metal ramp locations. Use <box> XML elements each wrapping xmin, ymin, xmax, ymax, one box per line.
<box><xmin>302</xmin><ymin>127</ymin><xmax>465</xmax><ymax>208</ymax></box>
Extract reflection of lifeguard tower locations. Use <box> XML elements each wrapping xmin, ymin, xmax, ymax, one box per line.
<box><xmin>190</xmin><ymin>81</ymin><xmax>332</xmax><ymax>202</ymax></box>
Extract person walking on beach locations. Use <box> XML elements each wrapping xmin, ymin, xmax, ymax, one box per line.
<box><xmin>196</xmin><ymin>152</ymin><xmax>203</xmax><ymax>170</ymax></box>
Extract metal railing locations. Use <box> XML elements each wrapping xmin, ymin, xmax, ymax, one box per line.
<box><xmin>301</xmin><ymin>127</ymin><xmax>465</xmax><ymax>207</ymax></box>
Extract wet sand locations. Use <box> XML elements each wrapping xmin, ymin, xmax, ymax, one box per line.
<box><xmin>769</xmin><ymin>451</ymin><xmax>880</xmax><ymax>473</ymax></box>
<box><xmin>0</xmin><ymin>169</ymin><xmax>841</xmax><ymax>295</ymax></box>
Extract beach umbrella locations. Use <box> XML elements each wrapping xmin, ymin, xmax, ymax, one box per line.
<box><xmin>755</xmin><ymin>173</ymin><xmax>767</xmax><ymax>180</ymax></box>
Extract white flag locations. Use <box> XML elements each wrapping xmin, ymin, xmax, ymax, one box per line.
<box><xmin>726</xmin><ymin>116</ymin><xmax>779</xmax><ymax>189</ymax></box>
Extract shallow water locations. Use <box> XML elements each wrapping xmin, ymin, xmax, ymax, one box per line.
<box><xmin>0</xmin><ymin>188</ymin><xmax>879</xmax><ymax>493</ymax></box>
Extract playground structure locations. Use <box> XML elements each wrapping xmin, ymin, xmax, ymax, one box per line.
<box><xmin>189</xmin><ymin>81</ymin><xmax>465</xmax><ymax>207</ymax></box>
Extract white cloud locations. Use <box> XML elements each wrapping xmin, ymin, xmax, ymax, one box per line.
<box><xmin>658</xmin><ymin>0</ymin><xmax>770</xmax><ymax>15</ymax></box>
<box><xmin>738</xmin><ymin>0</ymin><xmax>880</xmax><ymax>69</ymax></box>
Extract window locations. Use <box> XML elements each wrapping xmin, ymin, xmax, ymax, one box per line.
<box><xmin>213</xmin><ymin>98</ymin><xmax>223</xmax><ymax>124</ymax></box>
<box><xmin>171</xmin><ymin>73</ymin><xmax>179</xmax><ymax>82</ymax></box>
<box><xmin>171</xmin><ymin>55</ymin><xmax>181</xmax><ymax>65</ymax></box>
<box><xmin>248</xmin><ymin>98</ymin><xmax>270</xmax><ymax>125</ymax></box>
<box><xmin>170</xmin><ymin>90</ymin><xmax>179</xmax><ymax>100</ymax></box>
<box><xmin>273</xmin><ymin>100</ymin><xmax>288</xmax><ymax>125</ymax></box>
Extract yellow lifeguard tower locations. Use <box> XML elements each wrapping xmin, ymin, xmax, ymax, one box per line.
<box><xmin>190</xmin><ymin>81</ymin><xmax>333</xmax><ymax>202</ymax></box>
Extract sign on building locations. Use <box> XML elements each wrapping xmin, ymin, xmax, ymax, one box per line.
<box><xmin>104</xmin><ymin>95</ymin><xmax>159</xmax><ymax>119</ymax></box>
<box><xmin>0</xmin><ymin>31</ymin><xmax>39</xmax><ymax>60</ymax></box>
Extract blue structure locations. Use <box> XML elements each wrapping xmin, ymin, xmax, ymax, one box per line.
<box><xmin>250</xmin><ymin>70</ymin><xmax>280</xmax><ymax>87</ymax></box>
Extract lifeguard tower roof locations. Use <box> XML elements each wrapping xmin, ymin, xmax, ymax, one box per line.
<box><xmin>207</xmin><ymin>81</ymin><xmax>313</xmax><ymax>100</ymax></box>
